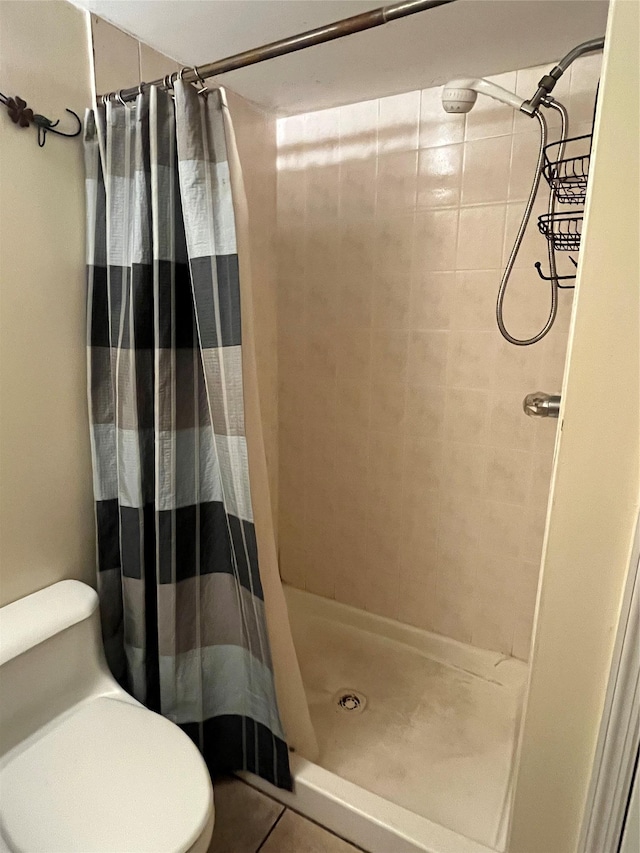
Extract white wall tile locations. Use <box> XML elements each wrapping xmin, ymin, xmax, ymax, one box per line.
<box><xmin>276</xmin><ymin>57</ymin><xmax>597</xmax><ymax>658</ymax></box>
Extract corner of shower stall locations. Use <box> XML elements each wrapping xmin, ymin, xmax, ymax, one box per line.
<box><xmin>241</xmin><ymin>585</ymin><xmax>527</xmax><ymax>853</ymax></box>
<box><xmin>246</xmin><ymin>46</ymin><xmax>601</xmax><ymax>853</ymax></box>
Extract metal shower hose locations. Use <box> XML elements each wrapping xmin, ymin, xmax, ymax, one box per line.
<box><xmin>496</xmin><ymin>100</ymin><xmax>569</xmax><ymax>345</ymax></box>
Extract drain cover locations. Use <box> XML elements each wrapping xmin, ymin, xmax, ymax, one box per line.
<box><xmin>334</xmin><ymin>689</ymin><xmax>367</xmax><ymax>714</ymax></box>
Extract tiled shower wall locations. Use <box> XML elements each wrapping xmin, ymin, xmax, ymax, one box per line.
<box><xmin>276</xmin><ymin>55</ymin><xmax>601</xmax><ymax>660</ymax></box>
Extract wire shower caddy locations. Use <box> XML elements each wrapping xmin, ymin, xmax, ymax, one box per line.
<box><xmin>542</xmin><ymin>133</ymin><xmax>592</xmax><ymax>204</ymax></box>
<box><xmin>537</xmin><ymin>209</ymin><xmax>583</xmax><ymax>252</ymax></box>
<box><xmin>534</xmin><ymin>89</ymin><xmax>598</xmax><ymax>287</ymax></box>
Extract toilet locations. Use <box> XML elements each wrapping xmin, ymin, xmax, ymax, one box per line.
<box><xmin>0</xmin><ymin>580</ymin><xmax>214</xmax><ymax>853</ymax></box>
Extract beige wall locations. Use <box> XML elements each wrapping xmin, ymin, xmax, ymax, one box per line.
<box><xmin>90</xmin><ymin>15</ymin><xmax>180</xmax><ymax>116</ymax></box>
<box><xmin>89</xmin><ymin>15</ymin><xmax>280</xmax><ymax>528</ymax></box>
<box><xmin>276</xmin><ymin>55</ymin><xmax>600</xmax><ymax>659</ymax></box>
<box><xmin>509</xmin><ymin>0</ymin><xmax>640</xmax><ymax>848</ymax></box>
<box><xmin>0</xmin><ymin>1</ymin><xmax>95</xmax><ymax>606</ymax></box>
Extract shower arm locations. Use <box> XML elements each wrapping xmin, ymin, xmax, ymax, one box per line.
<box><xmin>521</xmin><ymin>36</ymin><xmax>605</xmax><ymax>116</ymax></box>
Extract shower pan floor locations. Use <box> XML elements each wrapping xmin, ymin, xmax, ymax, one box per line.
<box><xmin>285</xmin><ymin>587</ymin><xmax>527</xmax><ymax>850</ymax></box>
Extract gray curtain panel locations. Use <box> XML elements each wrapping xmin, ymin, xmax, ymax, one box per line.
<box><xmin>84</xmin><ymin>83</ymin><xmax>291</xmax><ymax>789</ymax></box>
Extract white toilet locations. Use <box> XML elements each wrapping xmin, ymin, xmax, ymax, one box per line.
<box><xmin>0</xmin><ymin>580</ymin><xmax>214</xmax><ymax>853</ymax></box>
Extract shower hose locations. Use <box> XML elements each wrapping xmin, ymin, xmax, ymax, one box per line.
<box><xmin>496</xmin><ymin>99</ymin><xmax>569</xmax><ymax>346</ymax></box>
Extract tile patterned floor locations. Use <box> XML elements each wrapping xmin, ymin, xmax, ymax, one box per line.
<box><xmin>208</xmin><ymin>777</ymin><xmax>362</xmax><ymax>853</ymax></box>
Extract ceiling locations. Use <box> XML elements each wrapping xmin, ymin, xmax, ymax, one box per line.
<box><xmin>71</xmin><ymin>0</ymin><xmax>609</xmax><ymax>115</ymax></box>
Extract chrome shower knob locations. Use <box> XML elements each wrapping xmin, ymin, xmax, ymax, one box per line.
<box><xmin>523</xmin><ymin>392</ymin><xmax>562</xmax><ymax>418</ymax></box>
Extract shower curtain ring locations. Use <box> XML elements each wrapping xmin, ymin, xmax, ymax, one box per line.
<box><xmin>192</xmin><ymin>66</ymin><xmax>209</xmax><ymax>97</ymax></box>
<box><xmin>115</xmin><ymin>90</ymin><xmax>128</xmax><ymax>107</ymax></box>
<box><xmin>138</xmin><ymin>82</ymin><xmax>146</xmax><ymax>96</ymax></box>
<box><xmin>172</xmin><ymin>68</ymin><xmax>188</xmax><ymax>96</ymax></box>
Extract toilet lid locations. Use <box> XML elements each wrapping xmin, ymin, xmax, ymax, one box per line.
<box><xmin>0</xmin><ymin>697</ymin><xmax>213</xmax><ymax>853</ymax></box>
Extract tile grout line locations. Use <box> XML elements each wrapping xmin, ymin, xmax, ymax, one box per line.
<box><xmin>254</xmin><ymin>805</ymin><xmax>286</xmax><ymax>853</ymax></box>
<box><xmin>239</xmin><ymin>776</ymin><xmax>368</xmax><ymax>853</ymax></box>
<box><xmin>271</xmin><ymin>804</ymin><xmax>369</xmax><ymax>852</ymax></box>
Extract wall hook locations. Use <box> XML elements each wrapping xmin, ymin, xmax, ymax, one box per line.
<box><xmin>0</xmin><ymin>91</ymin><xmax>82</xmax><ymax>148</ymax></box>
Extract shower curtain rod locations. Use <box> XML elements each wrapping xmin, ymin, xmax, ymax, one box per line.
<box><xmin>97</xmin><ymin>0</ymin><xmax>457</xmax><ymax>104</ymax></box>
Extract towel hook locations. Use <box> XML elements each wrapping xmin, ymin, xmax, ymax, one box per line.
<box><xmin>534</xmin><ymin>257</ymin><xmax>578</xmax><ymax>289</ymax></box>
<box><xmin>0</xmin><ymin>90</ymin><xmax>82</xmax><ymax>148</ymax></box>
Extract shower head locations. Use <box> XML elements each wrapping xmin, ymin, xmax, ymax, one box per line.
<box><xmin>442</xmin><ymin>78</ymin><xmax>526</xmax><ymax>114</ymax></box>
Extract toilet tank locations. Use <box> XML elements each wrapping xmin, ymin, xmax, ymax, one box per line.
<box><xmin>0</xmin><ymin>581</ymin><xmax>121</xmax><ymax>758</ymax></box>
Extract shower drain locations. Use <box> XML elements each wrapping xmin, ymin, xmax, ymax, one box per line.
<box><xmin>334</xmin><ymin>689</ymin><xmax>367</xmax><ymax>714</ymax></box>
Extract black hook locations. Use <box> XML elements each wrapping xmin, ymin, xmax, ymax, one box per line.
<box><xmin>534</xmin><ymin>260</ymin><xmax>576</xmax><ymax>289</ymax></box>
<box><xmin>0</xmin><ymin>91</ymin><xmax>82</xmax><ymax>148</ymax></box>
<box><xmin>33</xmin><ymin>109</ymin><xmax>82</xmax><ymax>147</ymax></box>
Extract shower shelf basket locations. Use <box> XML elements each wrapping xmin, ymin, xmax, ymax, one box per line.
<box><xmin>542</xmin><ymin>133</ymin><xmax>592</xmax><ymax>205</ymax></box>
<box><xmin>537</xmin><ymin>210</ymin><xmax>584</xmax><ymax>252</ymax></box>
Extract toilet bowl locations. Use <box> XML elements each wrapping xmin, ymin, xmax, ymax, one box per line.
<box><xmin>0</xmin><ymin>580</ymin><xmax>214</xmax><ymax>853</ymax></box>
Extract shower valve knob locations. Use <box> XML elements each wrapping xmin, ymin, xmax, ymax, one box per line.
<box><xmin>523</xmin><ymin>392</ymin><xmax>562</xmax><ymax>418</ymax></box>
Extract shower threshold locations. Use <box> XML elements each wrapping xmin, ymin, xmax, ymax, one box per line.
<box><xmin>241</xmin><ymin>586</ymin><xmax>527</xmax><ymax>853</ymax></box>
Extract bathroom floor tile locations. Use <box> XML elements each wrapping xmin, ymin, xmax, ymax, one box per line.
<box><xmin>259</xmin><ymin>809</ymin><xmax>362</xmax><ymax>853</ymax></box>
<box><xmin>208</xmin><ymin>777</ymin><xmax>283</xmax><ymax>853</ymax></box>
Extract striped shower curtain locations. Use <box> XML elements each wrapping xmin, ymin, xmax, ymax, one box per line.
<box><xmin>84</xmin><ymin>82</ymin><xmax>291</xmax><ymax>788</ymax></box>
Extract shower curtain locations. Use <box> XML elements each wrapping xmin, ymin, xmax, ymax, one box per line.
<box><xmin>84</xmin><ymin>81</ymin><xmax>311</xmax><ymax>788</ymax></box>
